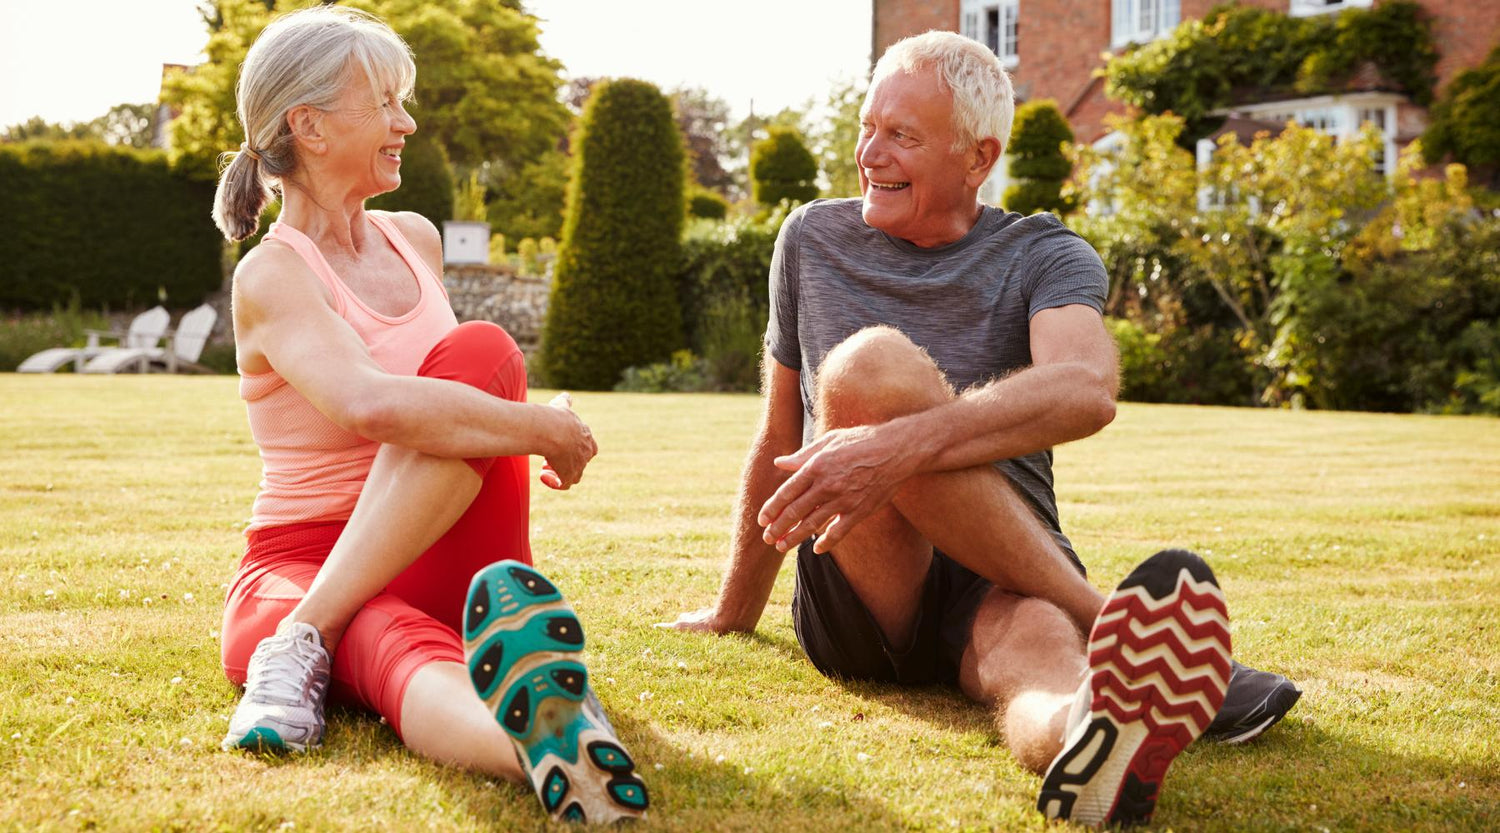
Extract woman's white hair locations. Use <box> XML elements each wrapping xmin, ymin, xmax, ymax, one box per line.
<box><xmin>869</xmin><ymin>30</ymin><xmax>1015</xmax><ymax>153</ymax></box>
<box><xmin>212</xmin><ymin>5</ymin><xmax>415</xmax><ymax>241</ymax></box>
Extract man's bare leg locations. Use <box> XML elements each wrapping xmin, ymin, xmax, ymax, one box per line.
<box><xmin>957</xmin><ymin>591</ymin><xmax>1086</xmax><ymax>773</ymax></box>
<box><xmin>808</xmin><ymin>326</ymin><xmax>1096</xmax><ymax>771</ymax></box>
<box><xmin>813</xmin><ymin>326</ymin><xmax>1104</xmax><ymax>632</ymax></box>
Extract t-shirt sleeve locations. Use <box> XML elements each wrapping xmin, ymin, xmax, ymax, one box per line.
<box><xmin>1021</xmin><ymin>218</ymin><xmax>1109</xmax><ymax>318</ymax></box>
<box><xmin>765</xmin><ymin>205</ymin><xmax>805</xmax><ymax>370</ymax></box>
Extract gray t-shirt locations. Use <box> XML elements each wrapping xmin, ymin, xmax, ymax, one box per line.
<box><xmin>765</xmin><ymin>198</ymin><xmax>1108</xmax><ymax>555</ymax></box>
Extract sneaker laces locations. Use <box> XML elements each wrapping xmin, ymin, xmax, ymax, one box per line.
<box><xmin>245</xmin><ymin>629</ymin><xmax>328</xmax><ymax>706</ymax></box>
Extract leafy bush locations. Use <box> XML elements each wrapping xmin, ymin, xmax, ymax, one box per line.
<box><xmin>614</xmin><ymin>349</ymin><xmax>710</xmax><ymax>393</ymax></box>
<box><xmin>367</xmin><ymin>133</ymin><xmax>454</xmax><ymax>229</ymax></box>
<box><xmin>1290</xmin><ymin>160</ymin><xmax>1500</xmax><ymax>413</ymax></box>
<box><xmin>688</xmin><ymin>187</ymin><xmax>730</xmax><ymax>219</ymax></box>
<box><xmin>486</xmin><ymin>148</ymin><xmax>569</xmax><ymax>240</ymax></box>
<box><xmin>1422</xmin><ymin>45</ymin><xmax>1500</xmax><ymax>188</ymax></box>
<box><xmin>676</xmin><ymin>216</ymin><xmax>776</xmax><ymax>347</ymax></box>
<box><xmin>0</xmin><ymin>300</ymin><xmax>110</xmax><ymax>372</ymax></box>
<box><xmin>1105</xmin><ymin>2</ymin><xmax>1436</xmax><ymax>141</ymax></box>
<box><xmin>540</xmin><ymin>78</ymin><xmax>686</xmax><ymax>390</ymax></box>
<box><xmin>751</xmin><ymin>126</ymin><xmax>818</xmax><ymax>206</ymax></box>
<box><xmin>0</xmin><ymin>141</ymin><xmax>222</xmax><ymax>310</ymax></box>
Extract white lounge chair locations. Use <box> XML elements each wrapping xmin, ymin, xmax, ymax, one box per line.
<box><xmin>17</xmin><ymin>305</ymin><xmax>171</xmax><ymax>373</ymax></box>
<box><xmin>81</xmin><ymin>303</ymin><xmax>218</xmax><ymax>374</ymax></box>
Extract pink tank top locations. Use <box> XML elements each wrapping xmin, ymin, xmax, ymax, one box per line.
<box><xmin>240</xmin><ymin>213</ymin><xmax>458</xmax><ymax>529</ymax></box>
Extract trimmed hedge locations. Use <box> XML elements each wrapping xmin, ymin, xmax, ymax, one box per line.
<box><xmin>367</xmin><ymin>133</ymin><xmax>454</xmax><ymax>229</ymax></box>
<box><xmin>751</xmin><ymin>126</ymin><xmax>818</xmax><ymax>206</ymax></box>
<box><xmin>1004</xmin><ymin>100</ymin><xmax>1075</xmax><ymax>215</ymax></box>
<box><xmin>0</xmin><ymin>141</ymin><xmax>222</xmax><ymax>310</ymax></box>
<box><xmin>688</xmin><ymin>187</ymin><xmax>730</xmax><ymax>220</ymax></box>
<box><xmin>540</xmin><ymin>79</ymin><xmax>686</xmax><ymax>390</ymax></box>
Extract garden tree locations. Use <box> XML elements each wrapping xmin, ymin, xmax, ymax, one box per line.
<box><xmin>1105</xmin><ymin>2</ymin><xmax>1437</xmax><ymax>143</ymax></box>
<box><xmin>1422</xmin><ymin>45</ymin><xmax>1500</xmax><ymax>188</ymax></box>
<box><xmin>3</xmin><ymin>104</ymin><xmax>157</xmax><ymax>148</ymax></box>
<box><xmin>485</xmin><ymin>147</ymin><xmax>569</xmax><ymax>240</ymax></box>
<box><xmin>813</xmin><ymin>78</ymin><xmax>865</xmax><ymax>198</ymax></box>
<box><xmin>161</xmin><ymin>0</ymin><xmax>292</xmax><ymax>180</ymax></box>
<box><xmin>1</xmin><ymin>116</ymin><xmax>93</xmax><ymax>143</ymax></box>
<box><xmin>359</xmin><ymin>0</ymin><xmax>568</xmax><ymax>168</ymax></box>
<box><xmin>670</xmin><ymin>86</ymin><xmax>734</xmax><ymax>193</ymax></box>
<box><xmin>163</xmin><ymin>0</ymin><xmax>568</xmax><ymax>178</ymax></box>
<box><xmin>540</xmin><ymin>79</ymin><xmax>686</xmax><ymax>390</ymax></box>
<box><xmin>91</xmin><ymin>104</ymin><xmax>158</xmax><ymax>149</ymax></box>
<box><xmin>1003</xmin><ymin>100</ymin><xmax>1074</xmax><ymax>215</ymax></box>
<box><xmin>1070</xmin><ymin>113</ymin><xmax>1387</xmax><ymax>407</ymax></box>
<box><xmin>1066</xmin><ymin>115</ymin><xmax>1250</xmax><ymax>404</ymax></box>
<box><xmin>750</xmin><ymin>125</ymin><xmax>818</xmax><ymax>206</ymax></box>
<box><xmin>366</xmin><ymin>132</ymin><xmax>453</xmax><ymax>227</ymax></box>
<box><xmin>726</xmin><ymin>104</ymin><xmax>810</xmax><ymax>199</ymax></box>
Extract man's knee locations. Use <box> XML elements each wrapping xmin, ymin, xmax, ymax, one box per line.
<box><xmin>815</xmin><ymin>326</ymin><xmax>951</xmax><ymax>429</ymax></box>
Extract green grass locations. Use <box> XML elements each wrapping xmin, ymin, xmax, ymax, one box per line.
<box><xmin>1</xmin><ymin>375</ymin><xmax>1496</xmax><ymax>831</ymax></box>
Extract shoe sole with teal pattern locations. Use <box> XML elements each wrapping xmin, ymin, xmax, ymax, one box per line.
<box><xmin>463</xmin><ymin>560</ymin><xmax>648</xmax><ymax>824</ymax></box>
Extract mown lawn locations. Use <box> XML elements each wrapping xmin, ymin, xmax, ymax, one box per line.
<box><xmin>1</xmin><ymin>374</ymin><xmax>1496</xmax><ymax>832</ymax></box>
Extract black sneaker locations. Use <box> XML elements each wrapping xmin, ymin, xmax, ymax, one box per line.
<box><xmin>1202</xmin><ymin>659</ymin><xmax>1301</xmax><ymax>744</ymax></box>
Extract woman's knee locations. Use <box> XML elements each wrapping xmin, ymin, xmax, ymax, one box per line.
<box><xmin>420</xmin><ymin>321</ymin><xmax>527</xmax><ymax>401</ymax></box>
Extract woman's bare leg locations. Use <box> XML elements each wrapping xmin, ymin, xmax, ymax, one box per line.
<box><xmin>285</xmin><ymin>445</ymin><xmax>481</xmax><ymax>649</ymax></box>
<box><xmin>400</xmin><ymin>661</ymin><xmax>524</xmax><ymax>780</ymax></box>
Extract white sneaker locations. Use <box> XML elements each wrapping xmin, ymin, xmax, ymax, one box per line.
<box><xmin>222</xmin><ymin>622</ymin><xmax>331</xmax><ymax>753</ymax></box>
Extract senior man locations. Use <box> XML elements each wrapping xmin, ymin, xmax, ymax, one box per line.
<box><xmin>665</xmin><ymin>31</ymin><xmax>1300</xmax><ymax>827</ymax></box>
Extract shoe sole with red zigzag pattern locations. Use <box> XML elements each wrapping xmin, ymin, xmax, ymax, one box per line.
<box><xmin>1037</xmin><ymin>549</ymin><xmax>1231</xmax><ymax>827</ymax></box>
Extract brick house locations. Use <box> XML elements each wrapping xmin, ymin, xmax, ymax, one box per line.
<box><xmin>870</xmin><ymin>0</ymin><xmax>1499</xmax><ymax>199</ymax></box>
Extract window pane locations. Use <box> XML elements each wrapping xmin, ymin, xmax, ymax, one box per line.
<box><xmin>1162</xmin><ymin>0</ymin><xmax>1180</xmax><ymax>29</ymax></box>
<box><xmin>1004</xmin><ymin>2</ymin><xmax>1019</xmax><ymax>58</ymax></box>
<box><xmin>986</xmin><ymin>6</ymin><xmax>1000</xmax><ymax>54</ymax></box>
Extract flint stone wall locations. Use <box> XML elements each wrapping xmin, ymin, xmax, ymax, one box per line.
<box><xmin>442</xmin><ymin>263</ymin><xmax>550</xmax><ymax>361</ymax></box>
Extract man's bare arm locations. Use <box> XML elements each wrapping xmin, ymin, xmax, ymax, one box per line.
<box><xmin>663</xmin><ymin>359</ymin><xmax>804</xmax><ymax>633</ymax></box>
<box><xmin>759</xmin><ymin>304</ymin><xmax>1118</xmax><ymax>553</ymax></box>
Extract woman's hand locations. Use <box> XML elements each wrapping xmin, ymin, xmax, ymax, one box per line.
<box><xmin>539</xmin><ymin>393</ymin><xmax>597</xmax><ymax>490</ymax></box>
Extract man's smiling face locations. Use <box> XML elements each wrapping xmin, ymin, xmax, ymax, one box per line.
<box><xmin>856</xmin><ymin>67</ymin><xmax>982</xmax><ymax>248</ymax></box>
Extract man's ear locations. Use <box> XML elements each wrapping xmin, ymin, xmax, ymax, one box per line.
<box><xmin>286</xmin><ymin>104</ymin><xmax>327</xmax><ymax>157</ymax></box>
<box><xmin>966</xmin><ymin>136</ymin><xmax>1003</xmax><ymax>188</ymax></box>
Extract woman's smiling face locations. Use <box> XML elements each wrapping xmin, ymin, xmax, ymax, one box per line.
<box><xmin>318</xmin><ymin>72</ymin><xmax>416</xmax><ymax>200</ymax></box>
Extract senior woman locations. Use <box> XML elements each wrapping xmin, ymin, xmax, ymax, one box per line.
<box><xmin>212</xmin><ymin>6</ymin><xmax>645</xmax><ymax>824</ymax></box>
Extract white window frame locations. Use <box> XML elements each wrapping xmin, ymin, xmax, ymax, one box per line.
<box><xmin>1289</xmin><ymin>0</ymin><xmax>1374</xmax><ymax>18</ymax></box>
<box><xmin>1229</xmin><ymin>92</ymin><xmax>1401</xmax><ymax>177</ymax></box>
<box><xmin>1083</xmin><ymin>131</ymin><xmax>1128</xmax><ymax>217</ymax></box>
<box><xmin>1111</xmin><ymin>0</ymin><xmax>1181</xmax><ymax>49</ymax></box>
<box><xmin>960</xmin><ymin>0</ymin><xmax>1020</xmax><ymax>68</ymax></box>
<box><xmin>981</xmin><ymin>152</ymin><xmax>1013</xmax><ymax>207</ymax></box>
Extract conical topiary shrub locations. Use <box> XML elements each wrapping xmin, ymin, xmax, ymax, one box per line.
<box><xmin>540</xmin><ymin>78</ymin><xmax>687</xmax><ymax>389</ymax></box>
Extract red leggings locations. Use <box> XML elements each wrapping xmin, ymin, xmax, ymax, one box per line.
<box><xmin>221</xmin><ymin>321</ymin><xmax>532</xmax><ymax>739</ymax></box>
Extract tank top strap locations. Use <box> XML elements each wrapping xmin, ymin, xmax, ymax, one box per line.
<box><xmin>263</xmin><ymin>221</ymin><xmax>350</xmax><ymax>316</ymax></box>
<box><xmin>367</xmin><ymin>212</ymin><xmax>449</xmax><ymax>301</ymax></box>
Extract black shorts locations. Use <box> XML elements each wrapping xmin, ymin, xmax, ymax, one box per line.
<box><xmin>791</xmin><ymin>540</ymin><xmax>1086</xmax><ymax>686</ymax></box>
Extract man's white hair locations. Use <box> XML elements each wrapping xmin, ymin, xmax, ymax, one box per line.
<box><xmin>869</xmin><ymin>30</ymin><xmax>1015</xmax><ymax>153</ymax></box>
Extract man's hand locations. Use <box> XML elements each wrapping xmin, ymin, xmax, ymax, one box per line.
<box><xmin>655</xmin><ymin>606</ymin><xmax>739</xmax><ymax>635</ymax></box>
<box><xmin>539</xmin><ymin>392</ymin><xmax>597</xmax><ymax>490</ymax></box>
<box><xmin>757</xmin><ymin>422</ymin><xmax>924</xmax><ymax>555</ymax></box>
